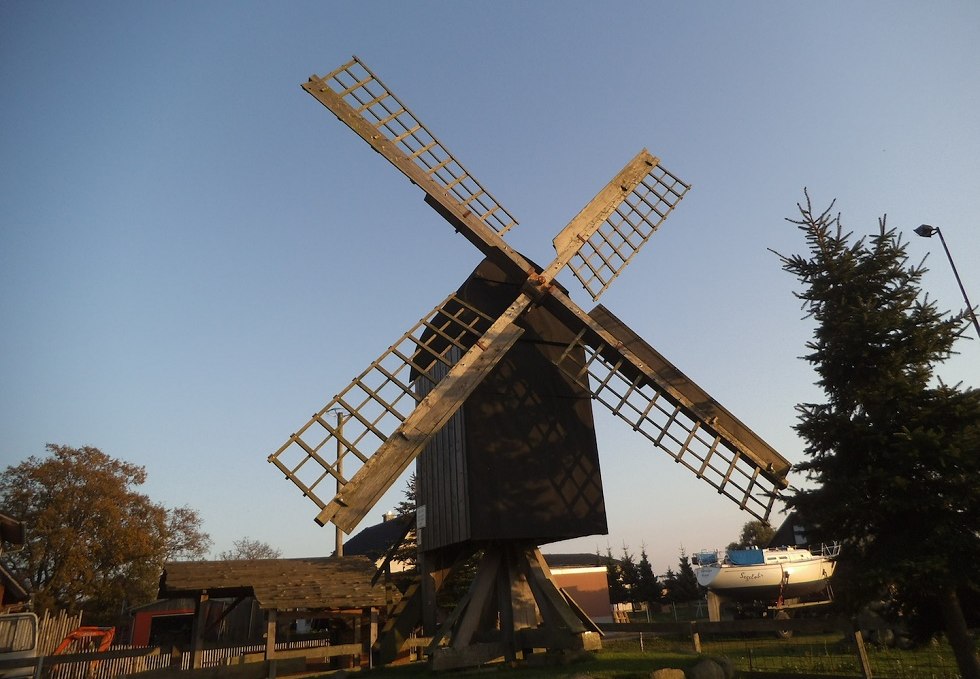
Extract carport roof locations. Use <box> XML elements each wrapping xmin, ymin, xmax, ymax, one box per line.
<box><xmin>159</xmin><ymin>556</ymin><xmax>388</xmax><ymax>611</ymax></box>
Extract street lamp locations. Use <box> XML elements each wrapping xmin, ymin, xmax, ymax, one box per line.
<box><xmin>326</xmin><ymin>408</ymin><xmax>348</xmax><ymax>556</ymax></box>
<box><xmin>914</xmin><ymin>224</ymin><xmax>980</xmax><ymax>340</ymax></box>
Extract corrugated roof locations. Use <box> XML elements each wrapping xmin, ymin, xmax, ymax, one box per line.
<box><xmin>159</xmin><ymin>556</ymin><xmax>389</xmax><ymax>610</ymax></box>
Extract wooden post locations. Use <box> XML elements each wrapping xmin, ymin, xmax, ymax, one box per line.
<box><xmin>690</xmin><ymin>622</ymin><xmax>702</xmax><ymax>654</ymax></box>
<box><xmin>265</xmin><ymin>609</ymin><xmax>278</xmax><ymax>679</ymax></box>
<box><xmin>190</xmin><ymin>593</ymin><xmax>208</xmax><ymax>669</ymax></box>
<box><xmin>368</xmin><ymin>608</ymin><xmax>378</xmax><ymax>669</ymax></box>
<box><xmin>853</xmin><ymin>629</ymin><xmax>873</xmax><ymax>679</ymax></box>
<box><xmin>706</xmin><ymin>591</ymin><xmax>723</xmax><ymax>622</ymax></box>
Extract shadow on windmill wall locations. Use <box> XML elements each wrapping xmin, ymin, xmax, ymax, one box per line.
<box><xmin>414</xmin><ymin>259</ymin><xmax>607</xmax><ymax>552</ymax></box>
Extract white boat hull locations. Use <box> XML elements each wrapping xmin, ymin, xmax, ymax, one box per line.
<box><xmin>695</xmin><ymin>548</ymin><xmax>837</xmax><ymax>602</ymax></box>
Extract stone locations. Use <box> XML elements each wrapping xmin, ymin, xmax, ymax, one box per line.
<box><xmin>686</xmin><ymin>658</ymin><xmax>725</xmax><ymax>679</ymax></box>
<box><xmin>650</xmin><ymin>668</ymin><xmax>685</xmax><ymax>679</ymax></box>
<box><xmin>710</xmin><ymin>655</ymin><xmax>735</xmax><ymax>679</ymax></box>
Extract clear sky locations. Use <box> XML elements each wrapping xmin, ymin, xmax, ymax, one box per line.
<box><xmin>2</xmin><ymin>1</ymin><xmax>978</xmax><ymax>576</ymax></box>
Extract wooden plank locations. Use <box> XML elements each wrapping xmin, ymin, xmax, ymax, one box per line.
<box><xmin>267</xmin><ymin>643</ymin><xmax>362</xmax><ymax>660</ymax></box>
<box><xmin>136</xmin><ymin>658</ymin><xmax>304</xmax><ymax>679</ymax></box>
<box><xmin>376</xmin><ymin>582</ymin><xmax>423</xmax><ymax>665</ymax></box>
<box><xmin>303</xmin><ymin>75</ymin><xmax>533</xmax><ymax>280</ymax></box>
<box><xmin>429</xmin><ymin>641</ymin><xmax>507</xmax><ymax>672</ymax></box>
<box><xmin>549</xmin><ymin>150</ymin><xmax>659</xmax><ymax>267</ymax></box>
<box><xmin>0</xmin><ymin>646</ymin><xmax>162</xmax><ymax>670</ymax></box>
<box><xmin>520</xmin><ymin>548</ymin><xmax>586</xmax><ymax>634</ymax></box>
<box><xmin>451</xmin><ymin>550</ymin><xmax>502</xmax><ymax>648</ymax></box>
<box><xmin>854</xmin><ymin>630</ymin><xmax>873</xmax><ymax>679</ymax></box>
<box><xmin>191</xmin><ymin>593</ymin><xmax>208</xmax><ymax>670</ymax></box>
<box><xmin>316</xmin><ymin>299</ymin><xmax>528</xmax><ymax>533</ymax></box>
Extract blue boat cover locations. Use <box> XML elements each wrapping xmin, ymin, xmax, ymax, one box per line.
<box><xmin>728</xmin><ymin>549</ymin><xmax>765</xmax><ymax>566</ymax></box>
<box><xmin>694</xmin><ymin>551</ymin><xmax>718</xmax><ymax>565</ymax></box>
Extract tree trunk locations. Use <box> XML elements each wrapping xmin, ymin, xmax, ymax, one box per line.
<box><xmin>939</xmin><ymin>585</ymin><xmax>980</xmax><ymax>679</ymax></box>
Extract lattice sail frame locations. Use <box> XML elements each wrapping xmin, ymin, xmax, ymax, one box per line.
<box><xmin>271</xmin><ymin>55</ymin><xmax>791</xmax><ymax>531</ymax></box>
<box><xmin>560</xmin><ymin>163</ymin><xmax>690</xmax><ymax>301</ymax></box>
<box><xmin>268</xmin><ymin>294</ymin><xmax>495</xmax><ymax>513</ymax></box>
<box><xmin>555</xmin><ymin>330</ymin><xmax>780</xmax><ymax>519</ymax></box>
<box><xmin>316</xmin><ymin>57</ymin><xmax>519</xmax><ymax>236</ymax></box>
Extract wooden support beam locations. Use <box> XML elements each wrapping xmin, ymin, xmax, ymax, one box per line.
<box><xmin>316</xmin><ymin>307</ymin><xmax>526</xmax><ymax>533</ymax></box>
<box><xmin>264</xmin><ymin>609</ymin><xmax>277</xmax><ymax>679</ymax></box>
<box><xmin>191</xmin><ymin>593</ymin><xmax>208</xmax><ymax>670</ymax></box>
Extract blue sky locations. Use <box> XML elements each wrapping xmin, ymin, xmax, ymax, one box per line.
<box><xmin>2</xmin><ymin>1</ymin><xmax>978</xmax><ymax>575</ymax></box>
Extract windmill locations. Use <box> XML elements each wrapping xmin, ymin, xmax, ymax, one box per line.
<box><xmin>268</xmin><ymin>56</ymin><xmax>791</xmax><ymax>669</ymax></box>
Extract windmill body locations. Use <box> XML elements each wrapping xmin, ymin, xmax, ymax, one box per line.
<box><xmin>416</xmin><ymin>258</ymin><xmax>606</xmax><ymax>554</ymax></box>
<box><xmin>268</xmin><ymin>56</ymin><xmax>792</xmax><ymax>669</ymax></box>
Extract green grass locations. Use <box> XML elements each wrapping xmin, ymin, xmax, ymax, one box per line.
<box><xmin>339</xmin><ymin>633</ymin><xmax>962</xmax><ymax>678</ymax></box>
<box><xmin>701</xmin><ymin>632</ymin><xmax>961</xmax><ymax>678</ymax></box>
<box><xmin>352</xmin><ymin>637</ymin><xmax>700</xmax><ymax>678</ymax></box>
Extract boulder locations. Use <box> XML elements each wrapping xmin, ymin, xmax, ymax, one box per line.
<box><xmin>686</xmin><ymin>658</ymin><xmax>725</xmax><ymax>679</ymax></box>
<box><xmin>710</xmin><ymin>655</ymin><xmax>736</xmax><ymax>679</ymax></box>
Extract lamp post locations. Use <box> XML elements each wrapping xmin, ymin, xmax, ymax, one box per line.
<box><xmin>326</xmin><ymin>408</ymin><xmax>348</xmax><ymax>556</ymax></box>
<box><xmin>914</xmin><ymin>224</ymin><xmax>980</xmax><ymax>341</ymax></box>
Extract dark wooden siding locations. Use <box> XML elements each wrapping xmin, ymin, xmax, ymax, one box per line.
<box><xmin>415</xmin><ymin>259</ymin><xmax>607</xmax><ymax>553</ymax></box>
<box><xmin>416</xmin><ymin>350</ymin><xmax>471</xmax><ymax>552</ymax></box>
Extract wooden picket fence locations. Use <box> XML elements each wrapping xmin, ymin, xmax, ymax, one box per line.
<box><xmin>38</xmin><ymin>637</ymin><xmax>339</xmax><ymax>679</ymax></box>
<box><xmin>0</xmin><ymin>612</ymin><xmax>342</xmax><ymax>679</ymax></box>
<box><xmin>37</xmin><ymin>610</ymin><xmax>84</xmax><ymax>656</ymax></box>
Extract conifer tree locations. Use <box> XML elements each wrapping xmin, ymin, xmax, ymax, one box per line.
<box><xmin>619</xmin><ymin>545</ymin><xmax>639</xmax><ymax>602</ymax></box>
<box><xmin>672</xmin><ymin>550</ymin><xmax>701</xmax><ymax>603</ymax></box>
<box><xmin>635</xmin><ymin>546</ymin><xmax>662</xmax><ymax>606</ymax></box>
<box><xmin>775</xmin><ymin>193</ymin><xmax>980</xmax><ymax>678</ymax></box>
<box><xmin>603</xmin><ymin>547</ymin><xmax>628</xmax><ymax>605</ymax></box>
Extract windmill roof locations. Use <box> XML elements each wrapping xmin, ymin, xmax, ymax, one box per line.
<box><xmin>158</xmin><ymin>556</ymin><xmax>388</xmax><ymax>610</ymax></box>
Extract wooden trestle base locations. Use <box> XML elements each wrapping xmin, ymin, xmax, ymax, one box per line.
<box><xmin>420</xmin><ymin>542</ymin><xmax>602</xmax><ymax>671</ymax></box>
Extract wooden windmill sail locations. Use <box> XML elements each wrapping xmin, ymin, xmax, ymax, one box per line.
<box><xmin>268</xmin><ymin>57</ymin><xmax>791</xmax><ymax>668</ymax></box>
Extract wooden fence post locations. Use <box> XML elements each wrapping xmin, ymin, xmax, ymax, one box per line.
<box><xmin>265</xmin><ymin>609</ymin><xmax>278</xmax><ymax>679</ymax></box>
<box><xmin>190</xmin><ymin>594</ymin><xmax>208</xmax><ymax>670</ymax></box>
<box><xmin>853</xmin><ymin>629</ymin><xmax>873</xmax><ymax>678</ymax></box>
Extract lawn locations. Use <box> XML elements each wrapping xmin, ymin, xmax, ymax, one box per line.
<box><xmin>344</xmin><ymin>633</ymin><xmax>964</xmax><ymax>679</ymax></box>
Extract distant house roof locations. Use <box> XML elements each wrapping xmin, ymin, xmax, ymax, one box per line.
<box><xmin>543</xmin><ymin>553</ymin><xmax>607</xmax><ymax>569</ymax></box>
<box><xmin>344</xmin><ymin>515</ymin><xmax>412</xmax><ymax>561</ymax></box>
<box><xmin>159</xmin><ymin>556</ymin><xmax>388</xmax><ymax>611</ymax></box>
<box><xmin>769</xmin><ymin>512</ymin><xmax>809</xmax><ymax>548</ymax></box>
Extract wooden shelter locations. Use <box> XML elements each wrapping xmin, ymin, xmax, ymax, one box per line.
<box><xmin>0</xmin><ymin>514</ymin><xmax>29</xmax><ymax>612</ymax></box>
<box><xmin>158</xmin><ymin>556</ymin><xmax>392</xmax><ymax>669</ymax></box>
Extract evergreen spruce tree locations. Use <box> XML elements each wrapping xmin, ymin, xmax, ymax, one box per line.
<box><xmin>603</xmin><ymin>547</ymin><xmax>628</xmax><ymax>605</ymax></box>
<box><xmin>392</xmin><ymin>472</ymin><xmax>419</xmax><ymax>573</ymax></box>
<box><xmin>661</xmin><ymin>567</ymin><xmax>677</xmax><ymax>604</ymax></box>
<box><xmin>619</xmin><ymin>546</ymin><xmax>640</xmax><ymax>604</ymax></box>
<box><xmin>673</xmin><ymin>550</ymin><xmax>701</xmax><ymax>603</ymax></box>
<box><xmin>635</xmin><ymin>546</ymin><xmax>662</xmax><ymax>607</ymax></box>
<box><xmin>776</xmin><ymin>193</ymin><xmax>980</xmax><ymax>678</ymax></box>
